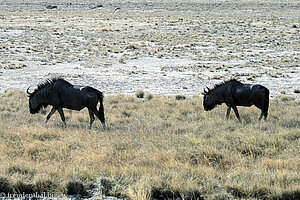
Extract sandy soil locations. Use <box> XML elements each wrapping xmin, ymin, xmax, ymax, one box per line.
<box><xmin>0</xmin><ymin>0</ymin><xmax>299</xmax><ymax>98</ymax></box>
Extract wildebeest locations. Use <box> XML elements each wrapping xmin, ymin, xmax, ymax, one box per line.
<box><xmin>27</xmin><ymin>78</ymin><xmax>106</xmax><ymax>129</ymax></box>
<box><xmin>203</xmin><ymin>79</ymin><xmax>269</xmax><ymax>122</ymax></box>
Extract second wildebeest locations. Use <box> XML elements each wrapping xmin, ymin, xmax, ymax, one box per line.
<box><xmin>203</xmin><ymin>79</ymin><xmax>269</xmax><ymax>122</ymax></box>
<box><xmin>27</xmin><ymin>78</ymin><xmax>106</xmax><ymax>129</ymax></box>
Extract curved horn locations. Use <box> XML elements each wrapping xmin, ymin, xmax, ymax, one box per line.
<box><xmin>203</xmin><ymin>86</ymin><xmax>210</xmax><ymax>94</ymax></box>
<box><xmin>27</xmin><ymin>87</ymin><xmax>33</xmax><ymax>95</ymax></box>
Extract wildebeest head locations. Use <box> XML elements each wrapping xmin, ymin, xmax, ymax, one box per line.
<box><xmin>27</xmin><ymin>87</ymin><xmax>47</xmax><ymax>114</ymax></box>
<box><xmin>203</xmin><ymin>87</ymin><xmax>217</xmax><ymax>111</ymax></box>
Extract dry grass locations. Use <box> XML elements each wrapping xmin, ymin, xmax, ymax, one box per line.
<box><xmin>0</xmin><ymin>91</ymin><xmax>299</xmax><ymax>199</ymax></box>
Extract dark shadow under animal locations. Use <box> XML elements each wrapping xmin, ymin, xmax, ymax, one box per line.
<box><xmin>27</xmin><ymin>78</ymin><xmax>106</xmax><ymax>129</ymax></box>
<box><xmin>203</xmin><ymin>79</ymin><xmax>269</xmax><ymax>122</ymax></box>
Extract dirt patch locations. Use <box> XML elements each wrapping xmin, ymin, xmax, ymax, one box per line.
<box><xmin>0</xmin><ymin>0</ymin><xmax>299</xmax><ymax>98</ymax></box>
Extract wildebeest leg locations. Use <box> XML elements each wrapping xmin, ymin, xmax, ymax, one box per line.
<box><xmin>88</xmin><ymin>109</ymin><xmax>95</xmax><ymax>129</ymax></box>
<box><xmin>90</xmin><ymin>107</ymin><xmax>106</xmax><ymax>129</ymax></box>
<box><xmin>254</xmin><ymin>101</ymin><xmax>268</xmax><ymax>121</ymax></box>
<box><xmin>226</xmin><ymin>107</ymin><xmax>231</xmax><ymax>119</ymax></box>
<box><xmin>259</xmin><ymin>108</ymin><xmax>268</xmax><ymax>121</ymax></box>
<box><xmin>263</xmin><ymin>97</ymin><xmax>269</xmax><ymax>120</ymax></box>
<box><xmin>232</xmin><ymin>106</ymin><xmax>241</xmax><ymax>123</ymax></box>
<box><xmin>263</xmin><ymin>110</ymin><xmax>268</xmax><ymax>120</ymax></box>
<box><xmin>46</xmin><ymin>107</ymin><xmax>56</xmax><ymax>123</ymax></box>
<box><xmin>259</xmin><ymin>111</ymin><xmax>264</xmax><ymax>121</ymax></box>
<box><xmin>57</xmin><ymin>107</ymin><xmax>66</xmax><ymax>127</ymax></box>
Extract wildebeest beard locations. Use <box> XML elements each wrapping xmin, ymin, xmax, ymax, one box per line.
<box><xmin>29</xmin><ymin>102</ymin><xmax>47</xmax><ymax>114</ymax></box>
<box><xmin>29</xmin><ymin>94</ymin><xmax>48</xmax><ymax>114</ymax></box>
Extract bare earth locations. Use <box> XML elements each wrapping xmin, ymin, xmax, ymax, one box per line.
<box><xmin>0</xmin><ymin>0</ymin><xmax>299</xmax><ymax>98</ymax></box>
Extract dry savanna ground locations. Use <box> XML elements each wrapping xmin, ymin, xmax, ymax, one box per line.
<box><xmin>0</xmin><ymin>0</ymin><xmax>300</xmax><ymax>199</ymax></box>
<box><xmin>0</xmin><ymin>91</ymin><xmax>299</xmax><ymax>200</ymax></box>
<box><xmin>0</xmin><ymin>0</ymin><xmax>299</xmax><ymax>96</ymax></box>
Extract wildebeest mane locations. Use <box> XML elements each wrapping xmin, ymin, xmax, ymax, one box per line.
<box><xmin>30</xmin><ymin>78</ymin><xmax>72</xmax><ymax>97</ymax></box>
<box><xmin>206</xmin><ymin>79</ymin><xmax>243</xmax><ymax>94</ymax></box>
<box><xmin>37</xmin><ymin>78</ymin><xmax>72</xmax><ymax>90</ymax></box>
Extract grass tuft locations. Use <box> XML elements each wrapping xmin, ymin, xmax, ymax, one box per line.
<box><xmin>294</xmin><ymin>88</ymin><xmax>300</xmax><ymax>93</ymax></box>
<box><xmin>66</xmin><ymin>180</ymin><xmax>88</xmax><ymax>197</ymax></box>
<box><xmin>13</xmin><ymin>180</ymin><xmax>35</xmax><ymax>194</ymax></box>
<box><xmin>35</xmin><ymin>179</ymin><xmax>58</xmax><ymax>194</ymax></box>
<box><xmin>175</xmin><ymin>94</ymin><xmax>186</xmax><ymax>101</ymax></box>
<box><xmin>145</xmin><ymin>93</ymin><xmax>153</xmax><ymax>101</ymax></box>
<box><xmin>0</xmin><ymin>177</ymin><xmax>14</xmax><ymax>193</ymax></box>
<box><xmin>135</xmin><ymin>90</ymin><xmax>145</xmax><ymax>99</ymax></box>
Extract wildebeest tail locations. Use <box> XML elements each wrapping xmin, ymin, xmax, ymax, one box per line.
<box><xmin>265</xmin><ymin>87</ymin><xmax>269</xmax><ymax>103</ymax></box>
<box><xmin>264</xmin><ymin>87</ymin><xmax>269</xmax><ymax>117</ymax></box>
<box><xmin>97</xmin><ymin>90</ymin><xmax>106</xmax><ymax>127</ymax></box>
<box><xmin>97</xmin><ymin>90</ymin><xmax>104</xmax><ymax>113</ymax></box>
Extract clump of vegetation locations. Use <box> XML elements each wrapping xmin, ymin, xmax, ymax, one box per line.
<box><xmin>0</xmin><ymin>63</ymin><xmax>27</xmax><ymax>69</ymax></box>
<box><xmin>135</xmin><ymin>90</ymin><xmax>145</xmax><ymax>99</ymax></box>
<box><xmin>125</xmin><ymin>44</ymin><xmax>139</xmax><ymax>50</ymax></box>
<box><xmin>0</xmin><ymin>177</ymin><xmax>14</xmax><ymax>194</ymax></box>
<box><xmin>14</xmin><ymin>180</ymin><xmax>35</xmax><ymax>194</ymax></box>
<box><xmin>35</xmin><ymin>179</ymin><xmax>58</xmax><ymax>194</ymax></box>
<box><xmin>0</xmin><ymin>91</ymin><xmax>299</xmax><ymax>200</ymax></box>
<box><xmin>145</xmin><ymin>93</ymin><xmax>153</xmax><ymax>101</ymax></box>
<box><xmin>274</xmin><ymin>95</ymin><xmax>295</xmax><ymax>102</ymax></box>
<box><xmin>280</xmin><ymin>90</ymin><xmax>286</xmax><ymax>94</ymax></box>
<box><xmin>175</xmin><ymin>94</ymin><xmax>186</xmax><ymax>100</ymax></box>
<box><xmin>118</xmin><ymin>57</ymin><xmax>126</xmax><ymax>64</ymax></box>
<box><xmin>294</xmin><ymin>88</ymin><xmax>300</xmax><ymax>93</ymax></box>
<box><xmin>66</xmin><ymin>180</ymin><xmax>88</xmax><ymax>197</ymax></box>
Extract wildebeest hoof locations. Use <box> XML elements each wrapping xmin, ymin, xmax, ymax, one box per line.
<box><xmin>102</xmin><ymin>123</ymin><xmax>107</xmax><ymax>130</ymax></box>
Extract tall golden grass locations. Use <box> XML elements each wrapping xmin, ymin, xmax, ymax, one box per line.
<box><xmin>0</xmin><ymin>91</ymin><xmax>299</xmax><ymax>199</ymax></box>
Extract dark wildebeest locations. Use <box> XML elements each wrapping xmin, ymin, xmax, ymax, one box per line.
<box><xmin>27</xmin><ymin>78</ymin><xmax>106</xmax><ymax>129</ymax></box>
<box><xmin>203</xmin><ymin>79</ymin><xmax>269</xmax><ymax>122</ymax></box>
